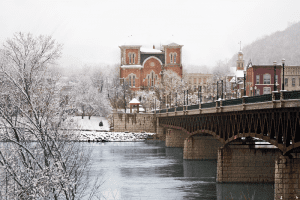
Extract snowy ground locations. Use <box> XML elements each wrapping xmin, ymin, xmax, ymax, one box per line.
<box><xmin>66</xmin><ymin>116</ymin><xmax>155</xmax><ymax>142</ymax></box>
<box><xmin>77</xmin><ymin>131</ymin><xmax>155</xmax><ymax>142</ymax></box>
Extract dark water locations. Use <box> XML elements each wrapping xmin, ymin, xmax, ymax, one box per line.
<box><xmin>85</xmin><ymin>141</ymin><xmax>274</xmax><ymax>200</ymax></box>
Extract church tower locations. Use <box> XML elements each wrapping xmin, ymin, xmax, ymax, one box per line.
<box><xmin>236</xmin><ymin>42</ymin><xmax>244</xmax><ymax>71</ymax></box>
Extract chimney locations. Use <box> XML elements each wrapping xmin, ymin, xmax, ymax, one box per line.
<box><xmin>153</xmin><ymin>45</ymin><xmax>155</xmax><ymax>49</ymax></box>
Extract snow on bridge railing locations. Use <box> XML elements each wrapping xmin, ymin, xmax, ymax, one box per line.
<box><xmin>152</xmin><ymin>90</ymin><xmax>300</xmax><ymax>114</ymax></box>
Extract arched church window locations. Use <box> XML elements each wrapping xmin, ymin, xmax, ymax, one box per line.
<box><xmin>133</xmin><ymin>76</ymin><xmax>135</xmax><ymax>87</ymax></box>
<box><xmin>132</xmin><ymin>53</ymin><xmax>135</xmax><ymax>64</ymax></box>
<box><xmin>151</xmin><ymin>72</ymin><xmax>154</xmax><ymax>86</ymax></box>
<box><xmin>129</xmin><ymin>53</ymin><xmax>131</xmax><ymax>64</ymax></box>
<box><xmin>148</xmin><ymin>75</ymin><xmax>150</xmax><ymax>86</ymax></box>
<box><xmin>129</xmin><ymin>76</ymin><xmax>131</xmax><ymax>87</ymax></box>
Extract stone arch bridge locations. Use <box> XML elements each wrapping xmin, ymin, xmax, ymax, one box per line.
<box><xmin>155</xmin><ymin>91</ymin><xmax>300</xmax><ymax>200</ymax></box>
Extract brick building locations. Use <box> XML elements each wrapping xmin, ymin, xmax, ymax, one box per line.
<box><xmin>119</xmin><ymin>43</ymin><xmax>183</xmax><ymax>91</ymax></box>
<box><xmin>246</xmin><ymin>64</ymin><xmax>282</xmax><ymax>96</ymax></box>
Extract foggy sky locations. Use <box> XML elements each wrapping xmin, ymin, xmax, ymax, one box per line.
<box><xmin>1</xmin><ymin>0</ymin><xmax>300</xmax><ymax>71</ymax></box>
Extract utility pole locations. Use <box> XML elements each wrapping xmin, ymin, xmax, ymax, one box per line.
<box><xmin>221</xmin><ymin>80</ymin><xmax>223</xmax><ymax>99</ymax></box>
<box><xmin>184</xmin><ymin>90</ymin><xmax>185</xmax><ymax>105</ymax></box>
<box><xmin>187</xmin><ymin>90</ymin><xmax>189</xmax><ymax>105</ymax></box>
<box><xmin>274</xmin><ymin>61</ymin><xmax>277</xmax><ymax>92</ymax></box>
<box><xmin>217</xmin><ymin>81</ymin><xmax>219</xmax><ymax>100</ymax></box>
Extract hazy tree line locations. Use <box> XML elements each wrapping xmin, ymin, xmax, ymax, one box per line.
<box><xmin>227</xmin><ymin>21</ymin><xmax>300</xmax><ymax>67</ymax></box>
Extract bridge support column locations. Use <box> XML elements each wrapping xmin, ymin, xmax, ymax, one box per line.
<box><xmin>183</xmin><ymin>135</ymin><xmax>222</xmax><ymax>160</ymax></box>
<box><xmin>155</xmin><ymin>119</ymin><xmax>166</xmax><ymax>141</ymax></box>
<box><xmin>217</xmin><ymin>145</ymin><xmax>281</xmax><ymax>183</ymax></box>
<box><xmin>165</xmin><ymin>129</ymin><xmax>189</xmax><ymax>147</ymax></box>
<box><xmin>275</xmin><ymin>155</ymin><xmax>300</xmax><ymax>200</ymax></box>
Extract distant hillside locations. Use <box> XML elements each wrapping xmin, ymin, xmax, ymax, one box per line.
<box><xmin>227</xmin><ymin>21</ymin><xmax>300</xmax><ymax>67</ymax></box>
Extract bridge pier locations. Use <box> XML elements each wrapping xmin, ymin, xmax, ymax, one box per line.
<box><xmin>217</xmin><ymin>144</ymin><xmax>281</xmax><ymax>183</ymax></box>
<box><xmin>183</xmin><ymin>134</ymin><xmax>222</xmax><ymax>160</ymax></box>
<box><xmin>275</xmin><ymin>155</ymin><xmax>300</xmax><ymax>200</ymax></box>
<box><xmin>165</xmin><ymin>129</ymin><xmax>189</xmax><ymax>147</ymax></box>
<box><xmin>155</xmin><ymin>119</ymin><xmax>166</xmax><ymax>141</ymax></box>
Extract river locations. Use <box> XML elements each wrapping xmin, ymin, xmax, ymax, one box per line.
<box><xmin>85</xmin><ymin>141</ymin><xmax>274</xmax><ymax>200</ymax></box>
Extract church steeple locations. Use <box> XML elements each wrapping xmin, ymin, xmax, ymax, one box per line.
<box><xmin>236</xmin><ymin>41</ymin><xmax>244</xmax><ymax>71</ymax></box>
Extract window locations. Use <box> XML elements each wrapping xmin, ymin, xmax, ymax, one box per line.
<box><xmin>275</xmin><ymin>75</ymin><xmax>278</xmax><ymax>84</ymax></box>
<box><xmin>148</xmin><ymin>75</ymin><xmax>150</xmax><ymax>86</ymax></box>
<box><xmin>128</xmin><ymin>74</ymin><xmax>136</xmax><ymax>87</ymax></box>
<box><xmin>285</xmin><ymin>78</ymin><xmax>288</xmax><ymax>86</ymax></box>
<box><xmin>203</xmin><ymin>78</ymin><xmax>207</xmax><ymax>84</ymax></box>
<box><xmin>292</xmin><ymin>78</ymin><xmax>295</xmax><ymax>87</ymax></box>
<box><xmin>194</xmin><ymin>78</ymin><xmax>196</xmax><ymax>84</ymax></box>
<box><xmin>256</xmin><ymin>75</ymin><xmax>260</xmax><ymax>84</ymax></box>
<box><xmin>128</xmin><ymin>53</ymin><xmax>135</xmax><ymax>64</ymax></box>
<box><xmin>133</xmin><ymin>76</ymin><xmax>135</xmax><ymax>87</ymax></box>
<box><xmin>169</xmin><ymin>53</ymin><xmax>177</xmax><ymax>64</ymax></box>
<box><xmin>263</xmin><ymin>87</ymin><xmax>271</xmax><ymax>94</ymax></box>
<box><xmin>151</xmin><ymin>72</ymin><xmax>154</xmax><ymax>86</ymax></box>
<box><xmin>263</xmin><ymin>74</ymin><xmax>270</xmax><ymax>84</ymax></box>
<box><xmin>132</xmin><ymin>54</ymin><xmax>135</xmax><ymax>64</ymax></box>
<box><xmin>199</xmin><ymin>78</ymin><xmax>202</xmax><ymax>83</ymax></box>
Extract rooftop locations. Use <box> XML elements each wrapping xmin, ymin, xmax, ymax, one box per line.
<box><xmin>140</xmin><ymin>47</ymin><xmax>162</xmax><ymax>53</ymax></box>
<box><xmin>120</xmin><ymin>65</ymin><xmax>143</xmax><ymax>69</ymax></box>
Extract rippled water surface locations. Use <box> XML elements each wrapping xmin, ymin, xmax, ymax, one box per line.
<box><xmin>84</xmin><ymin>141</ymin><xmax>274</xmax><ymax>200</ymax></box>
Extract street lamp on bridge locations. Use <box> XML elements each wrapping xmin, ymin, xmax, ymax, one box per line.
<box><xmin>282</xmin><ymin>59</ymin><xmax>285</xmax><ymax>91</ymax></box>
<box><xmin>243</xmin><ymin>71</ymin><xmax>246</xmax><ymax>96</ymax></box>
<box><xmin>273</xmin><ymin>61</ymin><xmax>277</xmax><ymax>92</ymax></box>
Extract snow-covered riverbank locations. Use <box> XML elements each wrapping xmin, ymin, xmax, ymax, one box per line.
<box><xmin>78</xmin><ymin>131</ymin><xmax>155</xmax><ymax>142</ymax></box>
<box><xmin>0</xmin><ymin>116</ymin><xmax>157</xmax><ymax>142</ymax></box>
<box><xmin>69</xmin><ymin>116</ymin><xmax>156</xmax><ymax>142</ymax></box>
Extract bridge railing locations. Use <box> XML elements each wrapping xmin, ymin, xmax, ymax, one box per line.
<box><xmin>153</xmin><ymin>90</ymin><xmax>300</xmax><ymax>114</ymax></box>
<box><xmin>187</xmin><ymin>104</ymin><xmax>199</xmax><ymax>110</ymax></box>
<box><xmin>244</xmin><ymin>94</ymin><xmax>272</xmax><ymax>104</ymax></box>
<box><xmin>222</xmin><ymin>98</ymin><xmax>243</xmax><ymax>107</ymax></box>
<box><xmin>168</xmin><ymin>107</ymin><xmax>176</xmax><ymax>112</ymax></box>
<box><xmin>201</xmin><ymin>102</ymin><xmax>216</xmax><ymax>109</ymax></box>
<box><xmin>274</xmin><ymin>92</ymin><xmax>281</xmax><ymax>100</ymax></box>
<box><xmin>176</xmin><ymin>106</ymin><xmax>184</xmax><ymax>112</ymax></box>
<box><xmin>282</xmin><ymin>90</ymin><xmax>300</xmax><ymax>100</ymax></box>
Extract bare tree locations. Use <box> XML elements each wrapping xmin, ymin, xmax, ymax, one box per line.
<box><xmin>0</xmin><ymin>33</ymin><xmax>100</xmax><ymax>199</ymax></box>
<box><xmin>157</xmin><ymin>69</ymin><xmax>184</xmax><ymax>108</ymax></box>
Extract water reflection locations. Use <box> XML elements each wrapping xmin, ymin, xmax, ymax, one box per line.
<box><xmin>216</xmin><ymin>183</ymin><xmax>274</xmax><ymax>200</ymax></box>
<box><xmin>82</xmin><ymin>141</ymin><xmax>273</xmax><ymax>200</ymax></box>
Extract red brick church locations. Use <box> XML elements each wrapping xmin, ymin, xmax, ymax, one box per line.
<box><xmin>119</xmin><ymin>43</ymin><xmax>183</xmax><ymax>91</ymax></box>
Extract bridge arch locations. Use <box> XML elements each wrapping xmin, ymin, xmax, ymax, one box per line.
<box><xmin>159</xmin><ymin>107</ymin><xmax>300</xmax><ymax>155</ymax></box>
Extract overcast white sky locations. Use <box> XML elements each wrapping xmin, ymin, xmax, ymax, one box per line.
<box><xmin>1</xmin><ymin>0</ymin><xmax>300</xmax><ymax>70</ymax></box>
